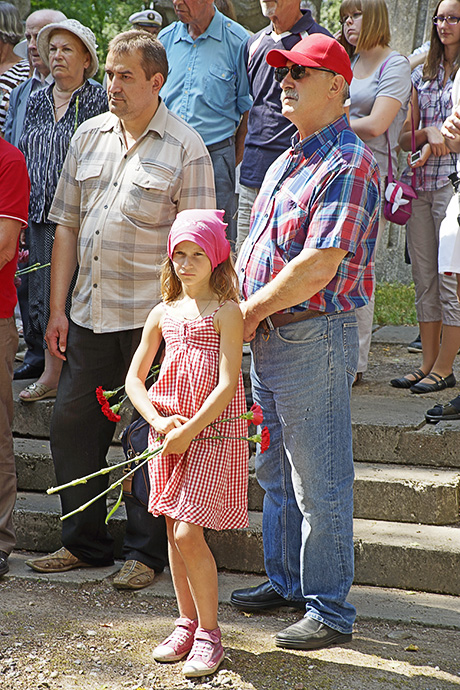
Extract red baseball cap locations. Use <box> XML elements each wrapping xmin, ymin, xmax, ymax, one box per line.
<box><xmin>266</xmin><ymin>34</ymin><xmax>353</xmax><ymax>85</ymax></box>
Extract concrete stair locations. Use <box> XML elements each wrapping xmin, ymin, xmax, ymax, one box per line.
<box><xmin>11</xmin><ymin>331</ymin><xmax>460</xmax><ymax>596</ymax></box>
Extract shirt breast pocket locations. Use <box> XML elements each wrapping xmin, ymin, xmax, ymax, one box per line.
<box><xmin>75</xmin><ymin>163</ymin><xmax>104</xmax><ymax>213</ymax></box>
<box><xmin>205</xmin><ymin>65</ymin><xmax>235</xmax><ymax>110</ymax></box>
<box><xmin>121</xmin><ymin>167</ymin><xmax>171</xmax><ymax>224</ymax></box>
<box><xmin>417</xmin><ymin>89</ymin><xmax>437</xmax><ymax>116</ymax></box>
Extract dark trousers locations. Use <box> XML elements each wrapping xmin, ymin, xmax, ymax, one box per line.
<box><xmin>50</xmin><ymin>321</ymin><xmax>168</xmax><ymax>570</ymax></box>
<box><xmin>17</xmin><ymin>226</ymin><xmax>44</xmax><ymax>368</ymax></box>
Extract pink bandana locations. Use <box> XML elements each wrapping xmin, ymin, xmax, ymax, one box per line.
<box><xmin>167</xmin><ymin>209</ymin><xmax>230</xmax><ymax>270</ymax></box>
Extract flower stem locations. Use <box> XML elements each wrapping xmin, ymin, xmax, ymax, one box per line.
<box><xmin>47</xmin><ymin>447</ymin><xmax>153</xmax><ymax>495</ymax></box>
<box><xmin>15</xmin><ymin>262</ymin><xmax>51</xmax><ymax>277</ymax></box>
<box><xmin>60</xmin><ymin>449</ymin><xmax>162</xmax><ymax>522</ymax></box>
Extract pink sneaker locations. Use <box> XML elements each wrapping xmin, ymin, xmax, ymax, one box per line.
<box><xmin>182</xmin><ymin>627</ymin><xmax>225</xmax><ymax>678</ymax></box>
<box><xmin>152</xmin><ymin>617</ymin><xmax>198</xmax><ymax>662</ymax></box>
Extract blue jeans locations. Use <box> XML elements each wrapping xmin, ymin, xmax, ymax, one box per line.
<box><xmin>250</xmin><ymin>311</ymin><xmax>358</xmax><ymax>633</ymax></box>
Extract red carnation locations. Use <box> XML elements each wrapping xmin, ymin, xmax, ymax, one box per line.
<box><xmin>247</xmin><ymin>403</ymin><xmax>264</xmax><ymax>427</ymax></box>
<box><xmin>101</xmin><ymin>403</ymin><xmax>121</xmax><ymax>423</ymax></box>
<box><xmin>96</xmin><ymin>386</ymin><xmax>108</xmax><ymax>407</ymax></box>
<box><xmin>260</xmin><ymin>426</ymin><xmax>270</xmax><ymax>453</ymax></box>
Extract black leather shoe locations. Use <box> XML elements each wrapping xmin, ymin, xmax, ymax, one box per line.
<box><xmin>13</xmin><ymin>362</ymin><xmax>44</xmax><ymax>380</ymax></box>
<box><xmin>230</xmin><ymin>580</ymin><xmax>305</xmax><ymax>611</ymax></box>
<box><xmin>410</xmin><ymin>372</ymin><xmax>456</xmax><ymax>394</ymax></box>
<box><xmin>0</xmin><ymin>551</ymin><xmax>9</xmax><ymax>577</ymax></box>
<box><xmin>276</xmin><ymin>616</ymin><xmax>352</xmax><ymax>650</ymax></box>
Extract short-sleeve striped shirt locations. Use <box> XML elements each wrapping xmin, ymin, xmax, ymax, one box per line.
<box><xmin>236</xmin><ymin>115</ymin><xmax>380</xmax><ymax>313</ymax></box>
<box><xmin>48</xmin><ymin>100</ymin><xmax>216</xmax><ymax>333</ymax></box>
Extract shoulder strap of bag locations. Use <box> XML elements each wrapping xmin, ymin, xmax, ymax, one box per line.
<box><xmin>379</xmin><ymin>55</ymin><xmax>415</xmax><ymax>189</ymax></box>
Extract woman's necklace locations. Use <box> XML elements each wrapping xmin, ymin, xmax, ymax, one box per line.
<box><xmin>182</xmin><ymin>297</ymin><xmax>213</xmax><ymax>321</ymax></box>
<box><xmin>54</xmin><ymin>98</ymin><xmax>71</xmax><ymax>111</ymax></box>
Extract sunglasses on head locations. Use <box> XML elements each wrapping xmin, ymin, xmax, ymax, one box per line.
<box><xmin>274</xmin><ymin>64</ymin><xmax>337</xmax><ymax>82</ymax></box>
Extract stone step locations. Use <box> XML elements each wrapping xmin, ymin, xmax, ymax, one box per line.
<box><xmin>353</xmin><ymin>518</ymin><xmax>460</xmax><ymax>595</ymax></box>
<box><xmin>247</xmin><ymin>456</ymin><xmax>460</xmax><ymax>525</ymax></box>
<box><xmin>351</xmin><ymin>394</ymin><xmax>460</xmax><ymax>468</ymax></box>
<box><xmin>13</xmin><ymin>494</ymin><xmax>460</xmax><ymax>595</ymax></box>
<box><xmin>353</xmin><ymin>462</ymin><xmax>460</xmax><ymax>525</ymax></box>
<box><xmin>14</xmin><ymin>438</ymin><xmax>126</xmax><ymax>492</ymax></box>
<box><xmin>11</xmin><ymin>379</ymin><xmax>131</xmax><ymax>441</ymax></box>
<box><xmin>15</xmin><ymin>438</ymin><xmax>460</xmax><ymax>526</ymax></box>
<box><xmin>14</xmin><ymin>382</ymin><xmax>460</xmax><ymax>469</ymax></box>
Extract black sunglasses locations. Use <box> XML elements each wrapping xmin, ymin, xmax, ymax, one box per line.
<box><xmin>274</xmin><ymin>64</ymin><xmax>337</xmax><ymax>82</ymax></box>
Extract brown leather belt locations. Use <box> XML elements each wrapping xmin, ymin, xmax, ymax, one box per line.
<box><xmin>261</xmin><ymin>310</ymin><xmax>324</xmax><ymax>330</ymax></box>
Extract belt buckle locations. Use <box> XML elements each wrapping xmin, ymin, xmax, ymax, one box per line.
<box><xmin>262</xmin><ymin>315</ymin><xmax>274</xmax><ymax>341</ymax></box>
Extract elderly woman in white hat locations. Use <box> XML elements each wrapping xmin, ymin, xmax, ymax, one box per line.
<box><xmin>18</xmin><ymin>18</ymin><xmax>108</xmax><ymax>402</ymax></box>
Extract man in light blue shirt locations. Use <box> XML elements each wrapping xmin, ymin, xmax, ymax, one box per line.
<box><xmin>159</xmin><ymin>1</ymin><xmax>251</xmax><ymax>245</ymax></box>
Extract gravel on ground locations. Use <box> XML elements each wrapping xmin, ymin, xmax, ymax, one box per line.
<box><xmin>1</xmin><ymin>577</ymin><xmax>460</xmax><ymax>690</ymax></box>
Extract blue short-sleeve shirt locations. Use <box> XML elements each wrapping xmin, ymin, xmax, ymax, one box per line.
<box><xmin>159</xmin><ymin>9</ymin><xmax>252</xmax><ymax>146</ymax></box>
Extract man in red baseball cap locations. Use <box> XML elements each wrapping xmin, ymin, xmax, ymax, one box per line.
<box><xmin>266</xmin><ymin>32</ymin><xmax>353</xmax><ymax>83</ymax></box>
<box><xmin>231</xmin><ymin>34</ymin><xmax>380</xmax><ymax>650</ymax></box>
<box><xmin>265</xmin><ymin>33</ymin><xmax>353</xmax><ymax>140</ymax></box>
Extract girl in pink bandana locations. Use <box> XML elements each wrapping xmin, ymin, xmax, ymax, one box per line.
<box><xmin>125</xmin><ymin>209</ymin><xmax>248</xmax><ymax>678</ymax></box>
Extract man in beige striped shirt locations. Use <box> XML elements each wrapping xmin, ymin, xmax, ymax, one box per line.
<box><xmin>26</xmin><ymin>32</ymin><xmax>216</xmax><ymax>585</ymax></box>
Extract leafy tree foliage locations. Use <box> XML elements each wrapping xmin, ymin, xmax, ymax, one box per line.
<box><xmin>30</xmin><ymin>0</ymin><xmax>144</xmax><ymax>78</ymax></box>
<box><xmin>319</xmin><ymin>0</ymin><xmax>342</xmax><ymax>35</ymax></box>
<box><xmin>30</xmin><ymin>0</ymin><xmax>344</xmax><ymax>80</ymax></box>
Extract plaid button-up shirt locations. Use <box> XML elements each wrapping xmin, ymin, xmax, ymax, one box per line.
<box><xmin>49</xmin><ymin>100</ymin><xmax>216</xmax><ymax>333</ymax></box>
<box><xmin>404</xmin><ymin>65</ymin><xmax>457</xmax><ymax>191</ymax></box>
<box><xmin>236</xmin><ymin>115</ymin><xmax>380</xmax><ymax>314</ymax></box>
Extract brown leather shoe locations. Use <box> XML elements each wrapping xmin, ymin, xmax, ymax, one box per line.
<box><xmin>112</xmin><ymin>560</ymin><xmax>155</xmax><ymax>590</ymax></box>
<box><xmin>25</xmin><ymin>546</ymin><xmax>92</xmax><ymax>573</ymax></box>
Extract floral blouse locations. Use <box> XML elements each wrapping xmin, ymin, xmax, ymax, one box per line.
<box><xmin>19</xmin><ymin>79</ymin><xmax>108</xmax><ymax>223</ymax></box>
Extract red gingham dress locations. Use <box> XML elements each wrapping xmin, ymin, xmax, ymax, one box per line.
<box><xmin>147</xmin><ymin>305</ymin><xmax>249</xmax><ymax>531</ymax></box>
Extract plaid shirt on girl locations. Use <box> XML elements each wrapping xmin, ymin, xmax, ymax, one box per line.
<box><xmin>236</xmin><ymin>115</ymin><xmax>380</xmax><ymax>314</ymax></box>
<box><xmin>407</xmin><ymin>64</ymin><xmax>458</xmax><ymax>191</ymax></box>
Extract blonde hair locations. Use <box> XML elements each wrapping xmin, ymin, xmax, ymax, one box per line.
<box><xmin>160</xmin><ymin>255</ymin><xmax>240</xmax><ymax>304</ymax></box>
<box><xmin>423</xmin><ymin>0</ymin><xmax>460</xmax><ymax>81</ymax></box>
<box><xmin>339</xmin><ymin>0</ymin><xmax>390</xmax><ymax>58</ymax></box>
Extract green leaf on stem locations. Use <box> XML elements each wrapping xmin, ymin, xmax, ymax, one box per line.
<box><xmin>105</xmin><ymin>485</ymin><xmax>124</xmax><ymax>524</ymax></box>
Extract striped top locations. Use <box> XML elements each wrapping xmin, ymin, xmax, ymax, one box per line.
<box><xmin>237</xmin><ymin>115</ymin><xmax>380</xmax><ymax>313</ymax></box>
<box><xmin>48</xmin><ymin>100</ymin><xmax>216</xmax><ymax>333</ymax></box>
<box><xmin>19</xmin><ymin>80</ymin><xmax>108</xmax><ymax>223</ymax></box>
<box><xmin>0</xmin><ymin>59</ymin><xmax>29</xmax><ymax>134</ymax></box>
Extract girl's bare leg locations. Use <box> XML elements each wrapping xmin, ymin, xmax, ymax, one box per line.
<box><xmin>166</xmin><ymin>516</ymin><xmax>197</xmax><ymax>622</ymax></box>
<box><xmin>169</xmin><ymin>518</ymin><xmax>218</xmax><ymax>631</ymax></box>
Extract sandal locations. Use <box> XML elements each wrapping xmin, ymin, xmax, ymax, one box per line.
<box><xmin>425</xmin><ymin>396</ymin><xmax>460</xmax><ymax>423</ymax></box>
<box><xmin>19</xmin><ymin>382</ymin><xmax>58</xmax><ymax>402</ymax></box>
<box><xmin>410</xmin><ymin>372</ymin><xmax>456</xmax><ymax>395</ymax></box>
<box><xmin>390</xmin><ymin>368</ymin><xmax>426</xmax><ymax>389</ymax></box>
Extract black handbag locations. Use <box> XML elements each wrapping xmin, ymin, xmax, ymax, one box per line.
<box><xmin>120</xmin><ymin>415</ymin><xmax>150</xmax><ymax>507</ymax></box>
<box><xmin>120</xmin><ymin>339</ymin><xmax>165</xmax><ymax>506</ymax></box>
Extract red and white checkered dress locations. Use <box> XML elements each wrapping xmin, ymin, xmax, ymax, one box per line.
<box><xmin>147</xmin><ymin>306</ymin><xmax>249</xmax><ymax>531</ymax></box>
